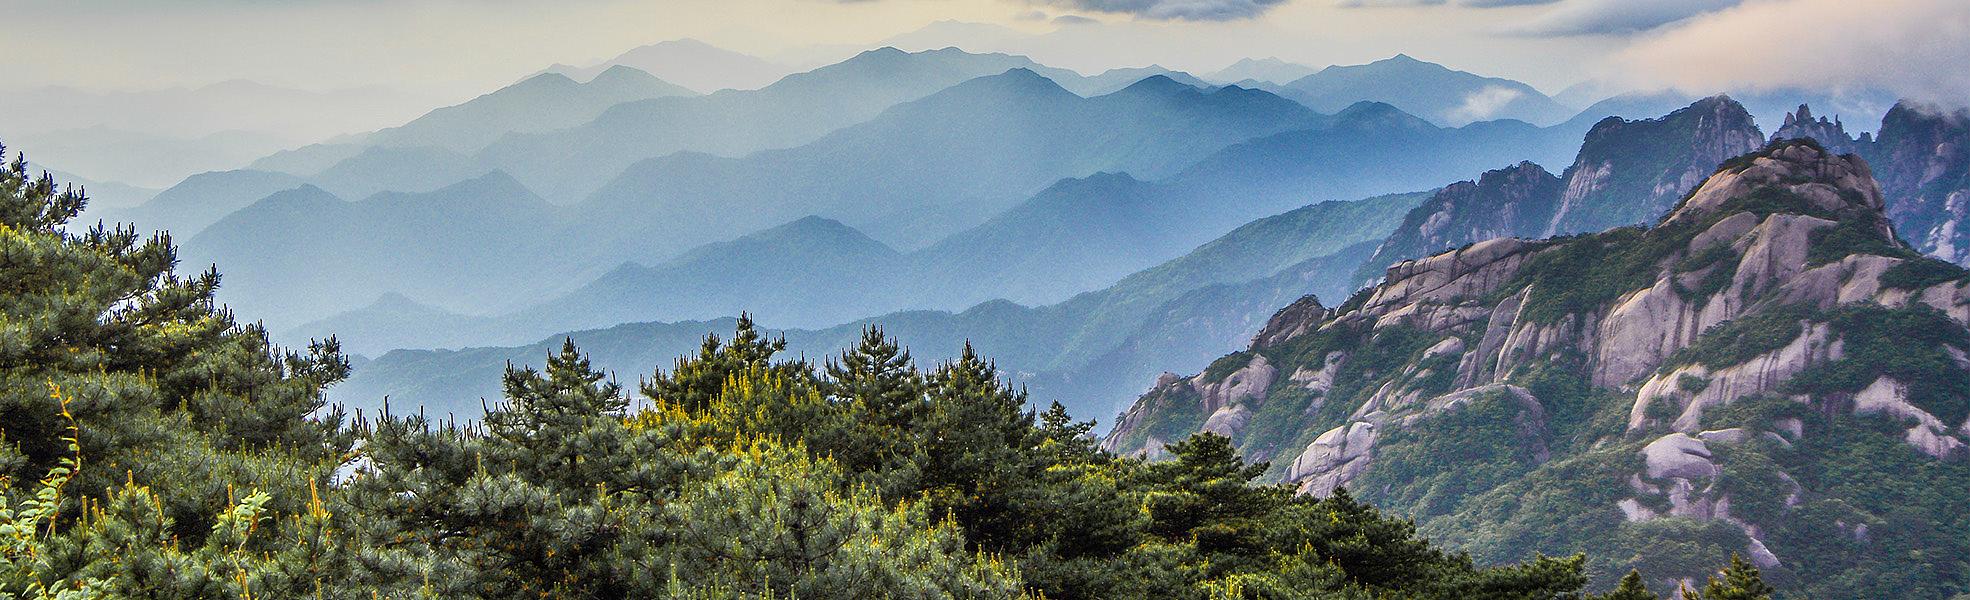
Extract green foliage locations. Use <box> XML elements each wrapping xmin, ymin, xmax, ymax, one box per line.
<box><xmin>1594</xmin><ymin>571</ymin><xmax>1657</xmax><ymax>600</ymax></box>
<box><xmin>1687</xmin><ymin>555</ymin><xmax>1776</xmax><ymax>600</ymax></box>
<box><xmin>1673</xmin><ymin>242</ymin><xmax>1742</xmax><ymax>303</ymax></box>
<box><xmin>1509</xmin><ymin>224</ymin><xmax>1694</xmax><ymax>324</ymax></box>
<box><xmin>1880</xmin><ymin>257</ymin><xmax>1970</xmax><ymax>290</ymax></box>
<box><xmin>1354</xmin><ymin>389</ymin><xmax>1543</xmax><ymax>519</ymax></box>
<box><xmin>1663</xmin><ymin>304</ymin><xmax>1815</xmax><ymax>371</ymax></box>
<box><xmin>1784</xmin><ymin>303</ymin><xmax>1970</xmax><ymax>426</ymax></box>
<box><xmin>1807</xmin><ymin>220</ymin><xmax>1917</xmax><ymax>266</ymax></box>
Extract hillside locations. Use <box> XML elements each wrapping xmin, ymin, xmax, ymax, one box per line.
<box><xmin>1103</xmin><ymin>139</ymin><xmax>1970</xmax><ymax>597</ymax></box>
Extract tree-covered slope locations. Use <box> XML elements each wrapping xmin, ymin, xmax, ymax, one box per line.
<box><xmin>1106</xmin><ymin>139</ymin><xmax>1970</xmax><ymax>597</ymax></box>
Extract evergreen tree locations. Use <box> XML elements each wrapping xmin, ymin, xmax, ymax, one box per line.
<box><xmin>1690</xmin><ymin>555</ymin><xmax>1776</xmax><ymax>600</ymax></box>
<box><xmin>1595</xmin><ymin>570</ymin><xmax>1659</xmax><ymax>600</ymax></box>
<box><xmin>2</xmin><ymin>140</ymin><xmax>355</xmax><ymax>596</ymax></box>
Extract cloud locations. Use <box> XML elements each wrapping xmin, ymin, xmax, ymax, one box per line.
<box><xmin>1014</xmin><ymin>10</ymin><xmax>1052</xmax><ymax>19</ymax></box>
<box><xmin>1336</xmin><ymin>0</ymin><xmax>1447</xmax><ymax>7</ymax></box>
<box><xmin>1611</xmin><ymin>0</ymin><xmax>1970</xmax><ymax>106</ymax></box>
<box><xmin>1053</xmin><ymin>14</ymin><xmax>1101</xmax><ymax>24</ymax></box>
<box><xmin>1336</xmin><ymin>0</ymin><xmax>1556</xmax><ymax>8</ymax></box>
<box><xmin>1033</xmin><ymin>0</ymin><xmax>1289</xmax><ymax>21</ymax></box>
<box><xmin>1449</xmin><ymin>85</ymin><xmax>1525</xmax><ymax>121</ymax></box>
<box><xmin>1511</xmin><ymin>0</ymin><xmax>1739</xmax><ymax>36</ymax></box>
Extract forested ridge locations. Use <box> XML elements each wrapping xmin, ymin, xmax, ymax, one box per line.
<box><xmin>0</xmin><ymin>142</ymin><xmax>1771</xmax><ymax>598</ymax></box>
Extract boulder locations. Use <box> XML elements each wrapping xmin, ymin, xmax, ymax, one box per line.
<box><xmin>1642</xmin><ymin>433</ymin><xmax>1716</xmax><ymax>481</ymax></box>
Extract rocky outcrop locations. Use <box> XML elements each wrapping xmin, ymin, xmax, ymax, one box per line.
<box><xmin>1772</xmin><ymin>104</ymin><xmax>1864</xmax><ymax>156</ymax></box>
<box><xmin>1254</xmin><ymin>295</ymin><xmax>1326</xmax><ymax>349</ymax></box>
<box><xmin>1355</xmin><ymin>162</ymin><xmax>1563</xmax><ymax>286</ymax></box>
<box><xmin>1866</xmin><ymin>101</ymin><xmax>1970</xmax><ymax>266</ymax></box>
<box><xmin>1543</xmin><ymin>95</ymin><xmax>1766</xmax><ymax>236</ymax></box>
<box><xmin>1104</xmin><ymin>137</ymin><xmax>1970</xmax><ymax>590</ymax></box>
<box><xmin>1289</xmin><ymin>421</ymin><xmax>1379</xmax><ymax>496</ymax></box>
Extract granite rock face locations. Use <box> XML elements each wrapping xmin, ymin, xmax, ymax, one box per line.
<box><xmin>1103</xmin><ymin>138</ymin><xmax>1970</xmax><ymax>591</ymax></box>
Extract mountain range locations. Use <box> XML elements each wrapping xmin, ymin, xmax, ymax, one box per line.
<box><xmin>193</xmin><ymin>51</ymin><xmax>1607</xmax><ymax>335</ymax></box>
<box><xmin>542</xmin><ymin>39</ymin><xmax>794</xmax><ymax>94</ymax></box>
<box><xmin>1102</xmin><ymin>137</ymin><xmax>1970</xmax><ymax>597</ymax></box>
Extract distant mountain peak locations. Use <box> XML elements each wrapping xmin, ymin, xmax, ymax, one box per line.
<box><xmin>744</xmin><ymin>215</ymin><xmax>892</xmax><ymax>249</ymax></box>
<box><xmin>514</xmin><ymin>71</ymin><xmax>580</xmax><ymax>89</ymax></box>
<box><xmin>1113</xmin><ymin>73</ymin><xmax>1197</xmax><ymax>96</ymax></box>
<box><xmin>1333</xmin><ymin>101</ymin><xmax>1435</xmax><ymax>131</ymax></box>
<box><xmin>591</xmin><ymin>63</ymin><xmax>655</xmax><ymax>82</ymax></box>
<box><xmin>363</xmin><ymin>291</ymin><xmax>438</xmax><ymax>312</ymax></box>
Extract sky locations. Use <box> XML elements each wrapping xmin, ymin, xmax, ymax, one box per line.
<box><xmin>2</xmin><ymin>0</ymin><xmax>1965</xmax><ymax>155</ymax></box>
<box><xmin>8</xmin><ymin>0</ymin><xmax>1960</xmax><ymax>97</ymax></box>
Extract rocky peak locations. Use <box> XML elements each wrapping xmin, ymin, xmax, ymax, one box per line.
<box><xmin>1772</xmin><ymin>103</ymin><xmax>1863</xmax><ymax>155</ymax></box>
<box><xmin>1353</xmin><ymin>162</ymin><xmax>1562</xmax><ymax>287</ymax></box>
<box><xmin>1667</xmin><ymin>139</ymin><xmax>1889</xmax><ymax>233</ymax></box>
<box><xmin>1104</xmin><ymin>137</ymin><xmax>1970</xmax><ymax>591</ymax></box>
<box><xmin>1865</xmin><ymin>100</ymin><xmax>1970</xmax><ymax>265</ymax></box>
<box><xmin>1543</xmin><ymin>95</ymin><xmax>1766</xmax><ymax>237</ymax></box>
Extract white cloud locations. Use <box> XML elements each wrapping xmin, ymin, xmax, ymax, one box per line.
<box><xmin>1511</xmin><ymin>0</ymin><xmax>1738</xmax><ymax>36</ymax></box>
<box><xmin>1035</xmin><ymin>0</ymin><xmax>1290</xmax><ymax>21</ymax></box>
<box><xmin>1449</xmin><ymin>85</ymin><xmax>1525</xmax><ymax>121</ymax></box>
<box><xmin>1611</xmin><ymin>0</ymin><xmax>1970</xmax><ymax>106</ymax></box>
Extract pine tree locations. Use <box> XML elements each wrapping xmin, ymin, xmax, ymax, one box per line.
<box><xmin>1690</xmin><ymin>555</ymin><xmax>1776</xmax><ymax>600</ymax></box>
<box><xmin>1595</xmin><ymin>570</ymin><xmax>1659</xmax><ymax>600</ymax></box>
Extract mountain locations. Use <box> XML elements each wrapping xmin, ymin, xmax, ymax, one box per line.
<box><xmin>113</xmin><ymin>169</ymin><xmax>305</xmax><ymax>238</ymax></box>
<box><xmin>328</xmin><ymin>191</ymin><xmax>1427</xmax><ymax>418</ymax></box>
<box><xmin>576</xmin><ymin>69</ymin><xmax>1325</xmax><ymax>262</ymax></box>
<box><xmin>1351</xmin><ymin>96</ymin><xmax>1769</xmax><ymax>287</ymax></box>
<box><xmin>1276</xmin><ymin>55</ymin><xmax>1573</xmax><ymax>127</ymax></box>
<box><xmin>363</xmin><ymin>66</ymin><xmax>694</xmax><ymax>153</ymax></box>
<box><xmin>545</xmin><ymin>39</ymin><xmax>792</xmax><ymax>94</ymax></box>
<box><xmin>528</xmin><ymin>216</ymin><xmax>906</xmax><ymax>332</ymax></box>
<box><xmin>1102</xmin><ymin>139</ymin><xmax>1970</xmax><ymax>597</ymax></box>
<box><xmin>286</xmin><ymin>292</ymin><xmax>486</xmax><ymax>356</ymax></box>
<box><xmin>1542</xmin><ymin>95</ymin><xmax>1766</xmax><ymax>236</ymax></box>
<box><xmin>1769</xmin><ymin>104</ymin><xmax>1866</xmax><ymax>155</ymax></box>
<box><xmin>25</xmin><ymin>163</ymin><xmax>157</xmax><ymax>223</ymax></box>
<box><xmin>476</xmin><ymin>47</ymin><xmax>1087</xmax><ymax>203</ymax></box>
<box><xmin>246</xmin><ymin>142</ymin><xmax>366</xmax><ymax>176</ymax></box>
<box><xmin>1093</xmin><ymin>100</ymin><xmax>1585</xmax><ymax>247</ymax></box>
<box><xmin>1573</xmin><ymin>86</ymin><xmax>1900</xmax><ymax>133</ymax></box>
<box><xmin>1206</xmin><ymin>57</ymin><xmax>1319</xmax><ymax>85</ymax></box>
<box><xmin>1353</xmin><ymin>162</ymin><xmax>1563</xmax><ymax>285</ymax></box>
<box><xmin>308</xmin><ymin>145</ymin><xmax>493</xmax><ymax>201</ymax></box>
<box><xmin>1056</xmin><ymin>66</ymin><xmax>1212</xmax><ymax>97</ymax></box>
<box><xmin>1772</xmin><ymin>101</ymin><xmax>1970</xmax><ymax>267</ymax></box>
<box><xmin>182</xmin><ymin>172</ymin><xmax>572</xmax><ymax>330</ymax></box>
<box><xmin>185</xmin><ymin>62</ymin><xmax>1325</xmax><ymax>334</ymax></box>
<box><xmin>907</xmin><ymin>172</ymin><xmax>1172</xmax><ymax>307</ymax></box>
<box><xmin>1865</xmin><ymin>102</ymin><xmax>1970</xmax><ymax>266</ymax></box>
